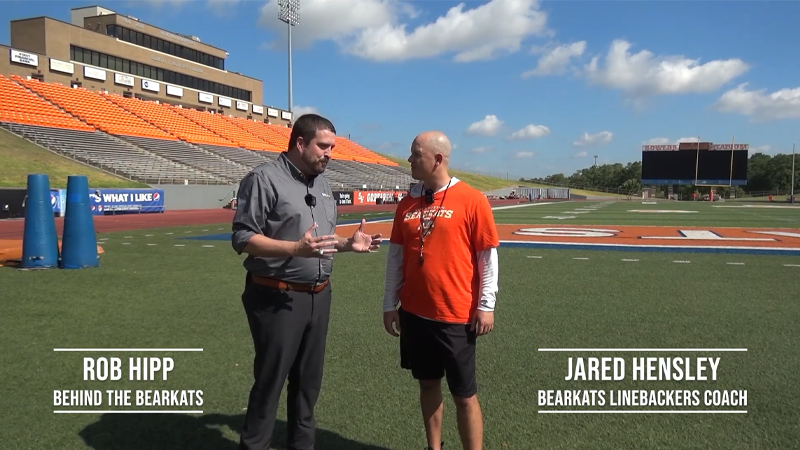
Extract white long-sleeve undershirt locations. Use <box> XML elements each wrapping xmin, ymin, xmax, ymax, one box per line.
<box><xmin>382</xmin><ymin>243</ymin><xmax>499</xmax><ymax>317</ymax></box>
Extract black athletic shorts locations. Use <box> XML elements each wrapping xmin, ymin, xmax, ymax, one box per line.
<box><xmin>398</xmin><ymin>307</ymin><xmax>478</xmax><ymax>398</ymax></box>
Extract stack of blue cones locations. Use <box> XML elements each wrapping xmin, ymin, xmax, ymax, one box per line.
<box><xmin>21</xmin><ymin>174</ymin><xmax>99</xmax><ymax>270</ymax></box>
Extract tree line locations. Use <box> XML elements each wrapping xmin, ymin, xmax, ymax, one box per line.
<box><xmin>520</xmin><ymin>151</ymin><xmax>799</xmax><ymax>197</ymax></box>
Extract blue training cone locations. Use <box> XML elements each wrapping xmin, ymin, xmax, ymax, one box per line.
<box><xmin>21</xmin><ymin>174</ymin><xmax>60</xmax><ymax>269</ymax></box>
<box><xmin>60</xmin><ymin>175</ymin><xmax>99</xmax><ymax>269</ymax></box>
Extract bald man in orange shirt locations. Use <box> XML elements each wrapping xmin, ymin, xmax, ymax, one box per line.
<box><xmin>382</xmin><ymin>131</ymin><xmax>500</xmax><ymax>450</ymax></box>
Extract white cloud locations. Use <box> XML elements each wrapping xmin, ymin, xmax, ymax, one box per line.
<box><xmin>258</xmin><ymin>0</ymin><xmax>550</xmax><ymax>62</ymax></box>
<box><xmin>522</xmin><ymin>41</ymin><xmax>586</xmax><ymax>78</ymax></box>
<box><xmin>752</xmin><ymin>145</ymin><xmax>772</xmax><ymax>153</ymax></box>
<box><xmin>508</xmin><ymin>124</ymin><xmax>550</xmax><ymax>140</ymax></box>
<box><xmin>258</xmin><ymin>0</ymin><xmax>402</xmax><ymax>50</ymax></box>
<box><xmin>713</xmin><ymin>83</ymin><xmax>800</xmax><ymax>121</ymax></box>
<box><xmin>574</xmin><ymin>151</ymin><xmax>588</xmax><ymax>158</ymax></box>
<box><xmin>573</xmin><ymin>131</ymin><xmax>613</xmax><ymax>148</ymax></box>
<box><xmin>465</xmin><ymin>115</ymin><xmax>503</xmax><ymax>136</ymax></box>
<box><xmin>141</xmin><ymin>0</ymin><xmax>192</xmax><ymax>8</ymax></box>
<box><xmin>207</xmin><ymin>0</ymin><xmax>241</xmax><ymax>15</ymax></box>
<box><xmin>292</xmin><ymin>105</ymin><xmax>320</xmax><ymax>118</ymax></box>
<box><xmin>515</xmin><ymin>151</ymin><xmax>536</xmax><ymax>158</ymax></box>
<box><xmin>584</xmin><ymin>40</ymin><xmax>750</xmax><ymax>98</ymax></box>
<box><xmin>206</xmin><ymin>0</ymin><xmax>243</xmax><ymax>12</ymax></box>
<box><xmin>470</xmin><ymin>146</ymin><xmax>494</xmax><ymax>154</ymax></box>
<box><xmin>643</xmin><ymin>137</ymin><xmax>670</xmax><ymax>145</ymax></box>
<box><xmin>136</xmin><ymin>0</ymin><xmax>239</xmax><ymax>15</ymax></box>
<box><xmin>642</xmin><ymin>137</ymin><xmax>700</xmax><ymax>146</ymax></box>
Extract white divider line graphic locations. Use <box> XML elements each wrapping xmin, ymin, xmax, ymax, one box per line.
<box><xmin>54</xmin><ymin>348</ymin><xmax>203</xmax><ymax>351</ymax></box>
<box><xmin>55</xmin><ymin>410</ymin><xmax>204</xmax><ymax>414</ymax></box>
<box><xmin>538</xmin><ymin>410</ymin><xmax>746</xmax><ymax>414</ymax></box>
<box><xmin>537</xmin><ymin>348</ymin><xmax>747</xmax><ymax>352</ymax></box>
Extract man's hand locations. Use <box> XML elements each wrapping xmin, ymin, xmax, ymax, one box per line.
<box><xmin>383</xmin><ymin>310</ymin><xmax>401</xmax><ymax>337</ymax></box>
<box><xmin>349</xmin><ymin>219</ymin><xmax>382</xmax><ymax>253</ymax></box>
<box><xmin>295</xmin><ymin>222</ymin><xmax>338</xmax><ymax>258</ymax></box>
<box><xmin>470</xmin><ymin>310</ymin><xmax>494</xmax><ymax>336</ymax></box>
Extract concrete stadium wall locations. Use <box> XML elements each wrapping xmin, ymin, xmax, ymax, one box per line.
<box><xmin>482</xmin><ymin>187</ymin><xmax>519</xmax><ymax>197</ymax></box>
<box><xmin>149</xmin><ymin>183</ymin><xmax>238</xmax><ymax>210</ymax></box>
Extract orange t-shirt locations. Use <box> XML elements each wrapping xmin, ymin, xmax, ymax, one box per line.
<box><xmin>390</xmin><ymin>181</ymin><xmax>499</xmax><ymax>324</ymax></box>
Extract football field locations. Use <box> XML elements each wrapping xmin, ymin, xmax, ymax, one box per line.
<box><xmin>1</xmin><ymin>200</ymin><xmax>798</xmax><ymax>449</ymax></box>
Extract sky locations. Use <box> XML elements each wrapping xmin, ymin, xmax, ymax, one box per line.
<box><xmin>2</xmin><ymin>0</ymin><xmax>799</xmax><ymax>179</ymax></box>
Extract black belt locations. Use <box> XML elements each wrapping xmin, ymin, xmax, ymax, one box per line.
<box><xmin>250</xmin><ymin>274</ymin><xmax>328</xmax><ymax>293</ymax></box>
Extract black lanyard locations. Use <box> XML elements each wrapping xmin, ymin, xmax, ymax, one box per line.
<box><xmin>417</xmin><ymin>178</ymin><xmax>451</xmax><ymax>266</ymax></box>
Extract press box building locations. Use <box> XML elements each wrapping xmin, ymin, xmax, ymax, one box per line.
<box><xmin>0</xmin><ymin>5</ymin><xmax>293</xmax><ymax>125</ymax></box>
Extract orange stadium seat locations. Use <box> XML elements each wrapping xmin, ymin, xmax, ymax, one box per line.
<box><xmin>6</xmin><ymin>76</ymin><xmax>398</xmax><ymax>167</ymax></box>
<box><xmin>351</xmin><ymin>141</ymin><xmax>398</xmax><ymax>166</ymax></box>
<box><xmin>12</xmin><ymin>75</ymin><xmax>175</xmax><ymax>140</ymax></box>
<box><xmin>219</xmin><ymin>115</ymin><xmax>284</xmax><ymax>150</ymax></box>
<box><xmin>102</xmin><ymin>94</ymin><xmax>238</xmax><ymax>147</ymax></box>
<box><xmin>243</xmin><ymin>120</ymin><xmax>292</xmax><ymax>149</ymax></box>
<box><xmin>171</xmin><ymin>107</ymin><xmax>281</xmax><ymax>152</ymax></box>
<box><xmin>0</xmin><ymin>75</ymin><xmax>95</xmax><ymax>131</ymax></box>
<box><xmin>223</xmin><ymin>119</ymin><xmax>396</xmax><ymax>165</ymax></box>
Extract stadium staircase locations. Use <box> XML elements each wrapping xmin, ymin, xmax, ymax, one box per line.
<box><xmin>0</xmin><ymin>75</ymin><xmax>415</xmax><ymax>188</ymax></box>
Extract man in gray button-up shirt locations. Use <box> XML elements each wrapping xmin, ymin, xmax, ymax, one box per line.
<box><xmin>232</xmin><ymin>147</ymin><xmax>338</xmax><ymax>284</ymax></box>
<box><xmin>231</xmin><ymin>114</ymin><xmax>381</xmax><ymax>450</ymax></box>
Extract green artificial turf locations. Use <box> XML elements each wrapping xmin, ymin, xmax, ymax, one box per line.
<box><xmin>1</xmin><ymin>202</ymin><xmax>799</xmax><ymax>449</ymax></box>
<box><xmin>491</xmin><ymin>200</ymin><xmax>800</xmax><ymax>228</ymax></box>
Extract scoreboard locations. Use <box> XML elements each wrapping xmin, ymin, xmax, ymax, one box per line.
<box><xmin>640</xmin><ymin>142</ymin><xmax>749</xmax><ymax>186</ymax></box>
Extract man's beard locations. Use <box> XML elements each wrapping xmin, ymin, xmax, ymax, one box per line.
<box><xmin>305</xmin><ymin>155</ymin><xmax>328</xmax><ymax>175</ymax></box>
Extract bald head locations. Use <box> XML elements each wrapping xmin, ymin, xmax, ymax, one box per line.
<box><xmin>408</xmin><ymin>130</ymin><xmax>453</xmax><ymax>185</ymax></box>
<box><xmin>414</xmin><ymin>131</ymin><xmax>452</xmax><ymax>159</ymax></box>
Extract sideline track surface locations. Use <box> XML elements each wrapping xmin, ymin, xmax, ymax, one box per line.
<box><xmin>0</xmin><ymin>199</ymin><xmax>539</xmax><ymax>239</ymax></box>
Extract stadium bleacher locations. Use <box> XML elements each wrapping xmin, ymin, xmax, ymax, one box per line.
<box><xmin>1</xmin><ymin>122</ymin><xmax>225</xmax><ymax>184</ymax></box>
<box><xmin>0</xmin><ymin>75</ymin><xmax>415</xmax><ymax>189</ymax></box>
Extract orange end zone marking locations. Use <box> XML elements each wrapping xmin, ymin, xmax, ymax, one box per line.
<box><xmin>339</xmin><ymin>222</ymin><xmax>800</xmax><ymax>254</ymax></box>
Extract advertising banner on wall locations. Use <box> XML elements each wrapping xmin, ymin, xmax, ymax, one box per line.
<box><xmin>50</xmin><ymin>189</ymin><xmax>67</xmax><ymax>217</ymax></box>
<box><xmin>332</xmin><ymin>191</ymin><xmax>354</xmax><ymax>205</ymax></box>
<box><xmin>88</xmin><ymin>188</ymin><xmax>165</xmax><ymax>215</ymax></box>
<box><xmin>352</xmin><ymin>190</ymin><xmax>408</xmax><ymax>205</ymax></box>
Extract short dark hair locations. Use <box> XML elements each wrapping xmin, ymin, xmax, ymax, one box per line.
<box><xmin>288</xmin><ymin>113</ymin><xmax>336</xmax><ymax>151</ymax></box>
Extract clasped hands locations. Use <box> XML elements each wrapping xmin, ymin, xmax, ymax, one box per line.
<box><xmin>294</xmin><ymin>219</ymin><xmax>382</xmax><ymax>259</ymax></box>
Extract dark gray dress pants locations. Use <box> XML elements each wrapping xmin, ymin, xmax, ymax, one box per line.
<box><xmin>238</xmin><ymin>275</ymin><xmax>332</xmax><ymax>450</ymax></box>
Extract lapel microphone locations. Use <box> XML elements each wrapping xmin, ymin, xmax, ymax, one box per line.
<box><xmin>305</xmin><ymin>193</ymin><xmax>316</xmax><ymax>207</ymax></box>
<box><xmin>424</xmin><ymin>188</ymin><xmax>434</xmax><ymax>204</ymax></box>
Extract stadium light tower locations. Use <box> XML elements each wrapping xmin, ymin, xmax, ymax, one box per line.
<box><xmin>789</xmin><ymin>142</ymin><xmax>794</xmax><ymax>203</ymax></box>
<box><xmin>278</xmin><ymin>0</ymin><xmax>299</xmax><ymax>118</ymax></box>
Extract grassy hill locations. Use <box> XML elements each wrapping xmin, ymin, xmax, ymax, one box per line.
<box><xmin>376</xmin><ymin>152</ymin><xmax>627</xmax><ymax>197</ymax></box>
<box><xmin>0</xmin><ymin>125</ymin><xmax>626</xmax><ymax>197</ymax></box>
<box><xmin>377</xmin><ymin>152</ymin><xmax>543</xmax><ymax>191</ymax></box>
<box><xmin>0</xmin><ymin>127</ymin><xmax>148</xmax><ymax>189</ymax></box>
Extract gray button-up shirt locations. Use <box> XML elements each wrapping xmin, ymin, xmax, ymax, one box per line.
<box><xmin>231</xmin><ymin>152</ymin><xmax>338</xmax><ymax>284</ymax></box>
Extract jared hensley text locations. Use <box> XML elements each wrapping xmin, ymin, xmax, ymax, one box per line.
<box><xmin>564</xmin><ymin>357</ymin><xmax>721</xmax><ymax>381</ymax></box>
